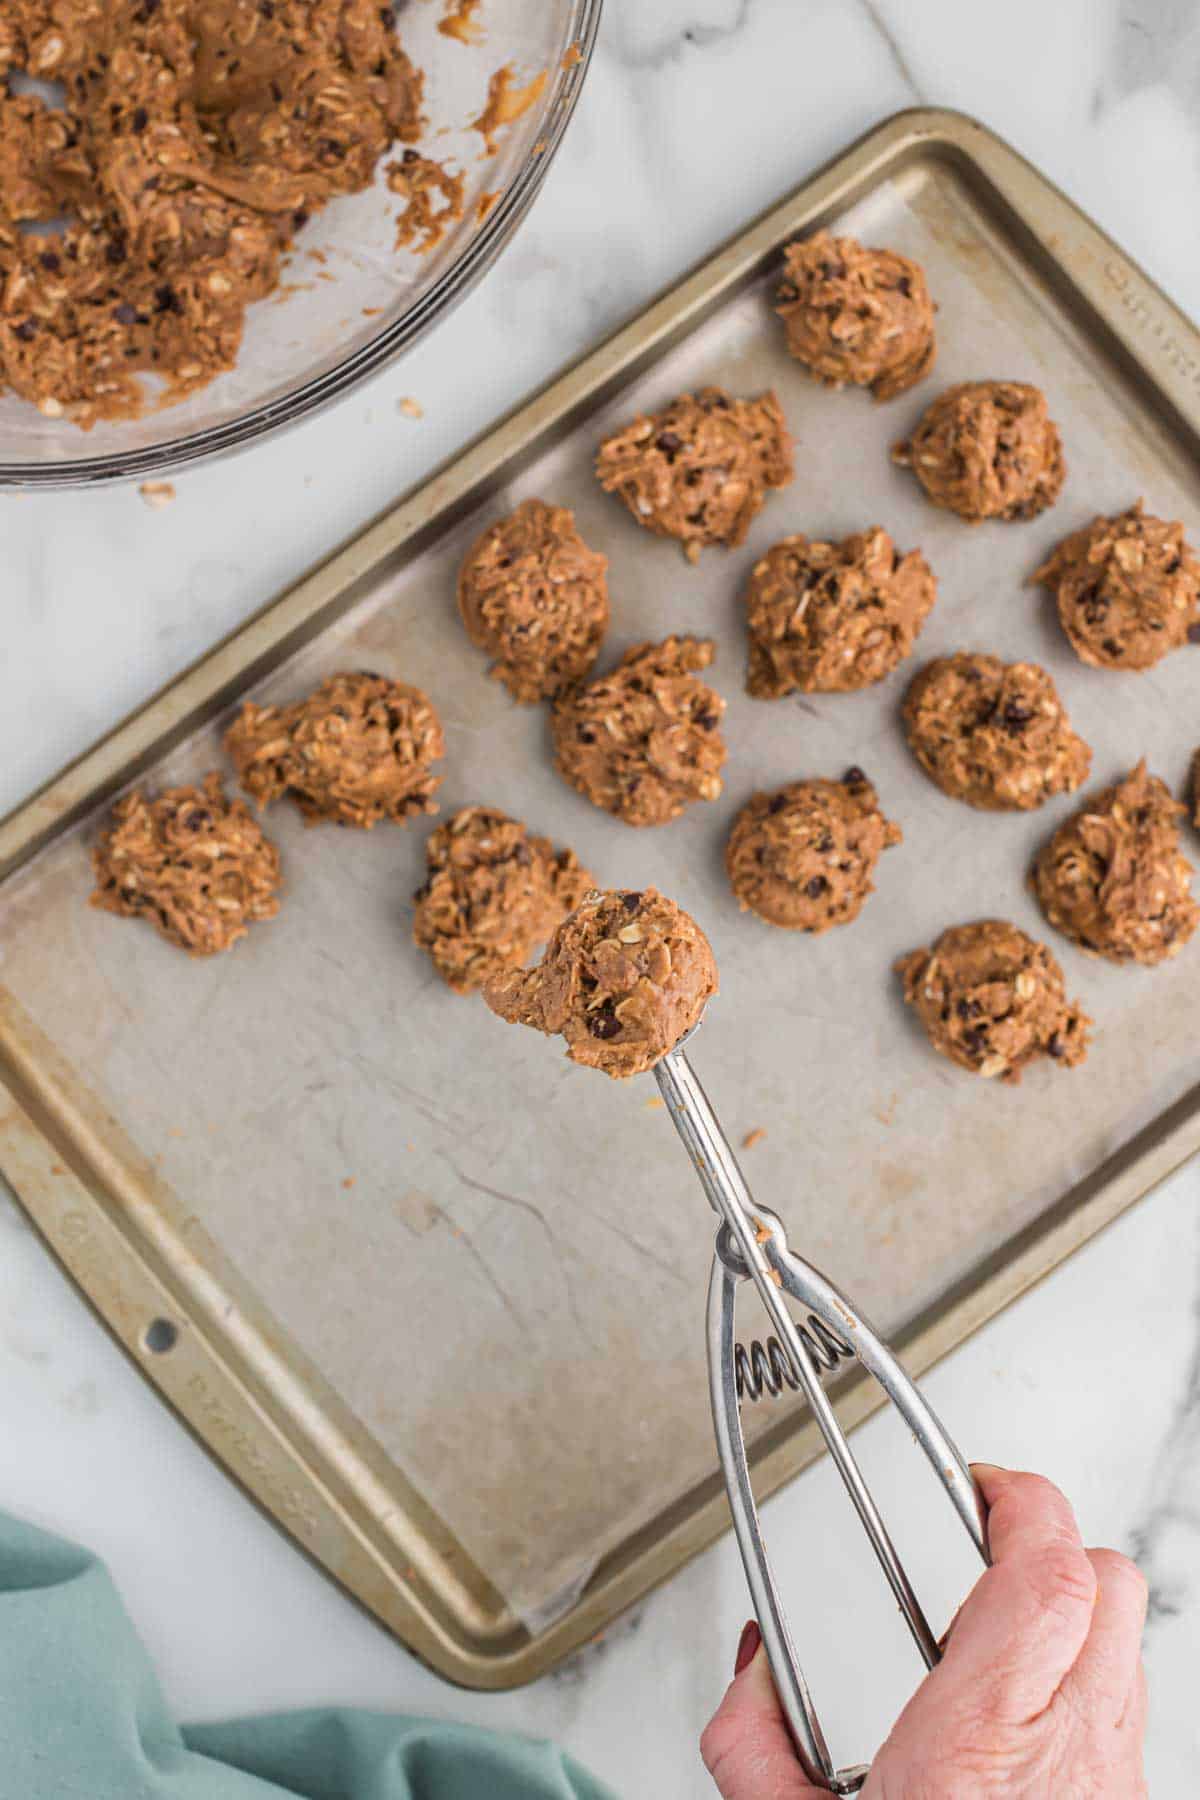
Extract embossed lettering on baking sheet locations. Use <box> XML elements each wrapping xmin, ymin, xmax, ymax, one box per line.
<box><xmin>1104</xmin><ymin>260</ymin><xmax>1200</xmax><ymax>388</ymax></box>
<box><xmin>59</xmin><ymin>1210</ymin><xmax>91</xmax><ymax>1248</ymax></box>
<box><xmin>185</xmin><ymin>1373</ymin><xmax>319</xmax><ymax>1535</ymax></box>
<box><xmin>58</xmin><ymin>1209</ymin><xmax>106</xmax><ymax>1288</ymax></box>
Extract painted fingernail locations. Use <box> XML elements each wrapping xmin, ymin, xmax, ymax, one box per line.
<box><xmin>734</xmin><ymin>1619</ymin><xmax>761</xmax><ymax>1675</ymax></box>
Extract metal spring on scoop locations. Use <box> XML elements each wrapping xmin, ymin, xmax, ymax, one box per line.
<box><xmin>735</xmin><ymin>1318</ymin><xmax>853</xmax><ymax>1402</ymax></box>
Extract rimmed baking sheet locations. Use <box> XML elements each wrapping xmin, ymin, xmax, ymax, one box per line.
<box><xmin>3</xmin><ymin>109</ymin><xmax>1199</xmax><ymax>1685</ymax></box>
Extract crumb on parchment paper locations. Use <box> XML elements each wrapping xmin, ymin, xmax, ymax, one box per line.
<box><xmin>742</xmin><ymin>1127</ymin><xmax>767</xmax><ymax>1151</ymax></box>
<box><xmin>874</xmin><ymin>1092</ymin><xmax>899</xmax><ymax>1127</ymax></box>
<box><xmin>139</xmin><ymin>481</ymin><xmax>176</xmax><ymax>510</ymax></box>
<box><xmin>398</xmin><ymin>397</ymin><xmax>424</xmax><ymax>418</ymax></box>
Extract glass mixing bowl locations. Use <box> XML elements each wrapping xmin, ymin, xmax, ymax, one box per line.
<box><xmin>1</xmin><ymin>0</ymin><xmax>602</xmax><ymax>489</ymax></box>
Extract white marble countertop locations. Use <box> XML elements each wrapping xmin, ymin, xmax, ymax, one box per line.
<box><xmin>3</xmin><ymin>2</ymin><xmax>1200</xmax><ymax>1794</ymax></box>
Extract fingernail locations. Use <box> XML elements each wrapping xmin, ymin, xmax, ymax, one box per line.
<box><xmin>969</xmin><ymin>1462</ymin><xmax>1008</xmax><ymax>1479</ymax></box>
<box><xmin>734</xmin><ymin>1619</ymin><xmax>761</xmax><ymax>1675</ymax></box>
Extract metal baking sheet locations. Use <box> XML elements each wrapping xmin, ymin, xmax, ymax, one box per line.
<box><xmin>3</xmin><ymin>109</ymin><xmax>1200</xmax><ymax>1686</ymax></box>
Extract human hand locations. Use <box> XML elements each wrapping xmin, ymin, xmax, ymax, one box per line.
<box><xmin>701</xmin><ymin>1465</ymin><xmax>1148</xmax><ymax>1797</ymax></box>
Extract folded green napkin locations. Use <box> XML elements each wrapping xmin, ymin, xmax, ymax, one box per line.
<box><xmin>0</xmin><ymin>1510</ymin><xmax>616</xmax><ymax>1800</ymax></box>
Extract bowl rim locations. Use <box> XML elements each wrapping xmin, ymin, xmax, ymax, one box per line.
<box><xmin>0</xmin><ymin>0</ymin><xmax>605</xmax><ymax>492</ymax></box>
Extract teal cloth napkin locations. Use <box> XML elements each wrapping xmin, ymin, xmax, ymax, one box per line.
<box><xmin>0</xmin><ymin>1511</ymin><xmax>617</xmax><ymax>1800</ymax></box>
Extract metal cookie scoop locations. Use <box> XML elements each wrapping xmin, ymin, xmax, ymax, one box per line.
<box><xmin>654</xmin><ymin>1026</ymin><xmax>989</xmax><ymax>1795</ymax></box>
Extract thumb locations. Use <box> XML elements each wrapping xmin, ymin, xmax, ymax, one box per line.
<box><xmin>700</xmin><ymin>1624</ymin><xmax>823</xmax><ymax>1798</ymax></box>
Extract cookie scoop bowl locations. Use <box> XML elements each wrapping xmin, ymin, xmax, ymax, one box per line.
<box><xmin>0</xmin><ymin>0</ymin><xmax>602</xmax><ymax>490</ymax></box>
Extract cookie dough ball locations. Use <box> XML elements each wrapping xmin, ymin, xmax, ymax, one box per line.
<box><xmin>744</xmin><ymin>527</ymin><xmax>936</xmax><ymax>698</ymax></box>
<box><xmin>89</xmin><ymin>773</ymin><xmax>281</xmax><ymax>956</ymax></box>
<box><xmin>903</xmin><ymin>653</ymin><xmax>1091</xmax><ymax>812</ymax></box>
<box><xmin>412</xmin><ymin>806</ymin><xmax>594</xmax><ymax>995</ymax></box>
<box><xmin>1031</xmin><ymin>761</ymin><xmax>1199</xmax><ymax>965</ymax></box>
<box><xmin>457</xmin><ymin>499</ymin><xmax>610</xmax><ymax>703</ymax></box>
<box><xmin>483</xmin><ymin>887</ymin><xmax>718</xmax><ymax>1078</ymax></box>
<box><xmin>225</xmin><ymin>672</ymin><xmax>444</xmax><ymax>828</ymax></box>
<box><xmin>892</xmin><ymin>381</ymin><xmax>1065</xmax><ymax>523</ymax></box>
<box><xmin>897</xmin><ymin>921</ymin><xmax>1089</xmax><ymax>1082</ymax></box>
<box><xmin>726</xmin><ymin>770</ymin><xmax>901</xmax><ymax>931</ymax></box>
<box><xmin>775</xmin><ymin>230</ymin><xmax>936</xmax><ymax>402</ymax></box>
<box><xmin>552</xmin><ymin>636</ymin><xmax>727</xmax><ymax>827</ymax></box>
<box><xmin>1032</xmin><ymin>500</ymin><xmax>1200</xmax><ymax>671</ymax></box>
<box><xmin>594</xmin><ymin>387</ymin><xmax>793</xmax><ymax>558</ymax></box>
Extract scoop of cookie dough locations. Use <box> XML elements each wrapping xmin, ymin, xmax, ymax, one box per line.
<box><xmin>457</xmin><ymin>499</ymin><xmax>610</xmax><ymax>703</ymax></box>
<box><xmin>483</xmin><ymin>886</ymin><xmax>718</xmax><ymax>1078</ymax></box>
<box><xmin>0</xmin><ymin>0</ymin><xmax>424</xmax><ymax>425</ymax></box>
<box><xmin>594</xmin><ymin>387</ymin><xmax>793</xmax><ymax>558</ymax></box>
<box><xmin>226</xmin><ymin>672</ymin><xmax>444</xmax><ymax>828</ymax></box>
<box><xmin>551</xmin><ymin>636</ymin><xmax>727</xmax><ymax>826</ymax></box>
<box><xmin>744</xmin><ymin>526</ymin><xmax>936</xmax><ymax>698</ymax></box>
<box><xmin>412</xmin><ymin>805</ymin><xmax>594</xmax><ymax>995</ymax></box>
<box><xmin>903</xmin><ymin>653</ymin><xmax>1092</xmax><ymax>812</ymax></box>
<box><xmin>1032</xmin><ymin>500</ymin><xmax>1200</xmax><ymax>671</ymax></box>
<box><xmin>1031</xmin><ymin>760</ymin><xmax>1199</xmax><ymax>965</ymax></box>
<box><xmin>775</xmin><ymin>230</ymin><xmax>936</xmax><ymax>402</ymax></box>
<box><xmin>893</xmin><ymin>381</ymin><xmax>1065</xmax><ymax>523</ymax></box>
<box><xmin>726</xmin><ymin>769</ymin><xmax>901</xmax><ymax>931</ymax></box>
<box><xmin>89</xmin><ymin>772</ymin><xmax>281</xmax><ymax>956</ymax></box>
<box><xmin>897</xmin><ymin>921</ymin><xmax>1089</xmax><ymax>1082</ymax></box>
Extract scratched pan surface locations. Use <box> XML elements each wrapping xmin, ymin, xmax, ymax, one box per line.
<box><xmin>3</xmin><ymin>111</ymin><xmax>1200</xmax><ymax>1686</ymax></box>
